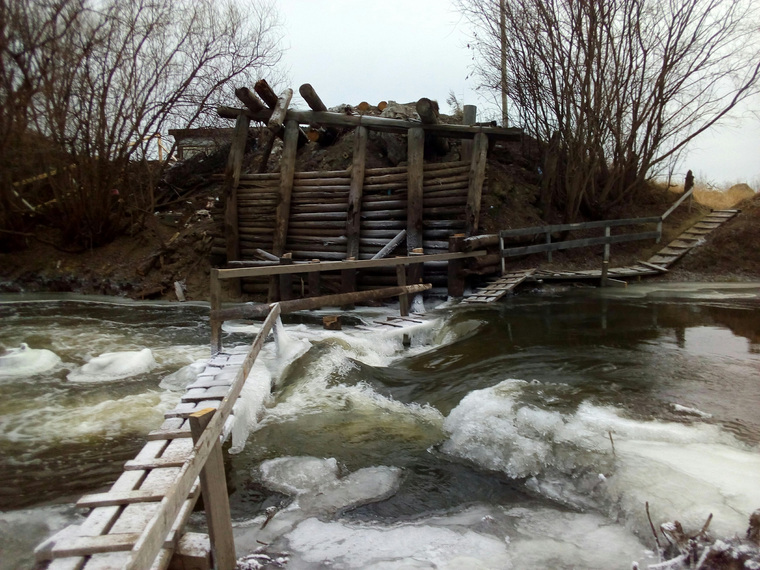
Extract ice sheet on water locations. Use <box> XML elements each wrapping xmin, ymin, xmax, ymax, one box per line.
<box><xmin>0</xmin><ymin>504</ymin><xmax>77</xmax><ymax>570</ymax></box>
<box><xmin>442</xmin><ymin>378</ymin><xmax>760</xmax><ymax>540</ymax></box>
<box><xmin>278</xmin><ymin>503</ymin><xmax>656</xmax><ymax>570</ymax></box>
<box><xmin>0</xmin><ymin>343</ymin><xmax>61</xmax><ymax>377</ymax></box>
<box><xmin>258</xmin><ymin>456</ymin><xmax>401</xmax><ymax>516</ymax></box>
<box><xmin>159</xmin><ymin>359</ymin><xmax>206</xmax><ymax>391</ymax></box>
<box><xmin>66</xmin><ymin>348</ymin><xmax>156</xmax><ymax>382</ymax></box>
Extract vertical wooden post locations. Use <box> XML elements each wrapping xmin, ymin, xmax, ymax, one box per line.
<box><xmin>344</xmin><ymin>126</ymin><xmax>368</xmax><ymax>294</ymax></box>
<box><xmin>499</xmin><ymin>235</ymin><xmax>506</xmax><ymax>275</ymax></box>
<box><xmin>407</xmin><ymin>128</ymin><xmax>425</xmax><ymax>286</ymax></box>
<box><xmin>308</xmin><ymin>260</ymin><xmax>321</xmax><ymax>297</ymax></box>
<box><xmin>545</xmin><ymin>230</ymin><xmax>553</xmax><ymax>262</ymax></box>
<box><xmin>210</xmin><ymin>269</ymin><xmax>222</xmax><ymax>355</ymax></box>
<box><xmin>396</xmin><ymin>264</ymin><xmax>409</xmax><ymax>316</ymax></box>
<box><xmin>396</xmin><ymin>264</ymin><xmax>411</xmax><ymax>347</ymax></box>
<box><xmin>465</xmin><ymin>132</ymin><xmax>489</xmax><ymax>236</ymax></box>
<box><xmin>278</xmin><ymin>254</ymin><xmax>293</xmax><ymax>301</ymax></box>
<box><xmin>447</xmin><ymin>234</ymin><xmax>466</xmax><ymax>297</ymax></box>
<box><xmin>461</xmin><ymin>105</ymin><xmax>477</xmax><ymax>162</ymax></box>
<box><xmin>189</xmin><ymin>409</ymin><xmax>235</xmax><ymax>570</ymax></box>
<box><xmin>601</xmin><ymin>226</ymin><xmax>611</xmax><ymax>287</ymax></box>
<box><xmin>268</xmin><ymin>120</ymin><xmax>299</xmax><ymax>302</ymax></box>
<box><xmin>223</xmin><ymin>114</ymin><xmax>250</xmax><ymax>296</ymax></box>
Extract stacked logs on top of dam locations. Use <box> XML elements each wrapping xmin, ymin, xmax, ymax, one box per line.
<box><xmin>222</xmin><ymin>159</ymin><xmax>471</xmax><ymax>292</ymax></box>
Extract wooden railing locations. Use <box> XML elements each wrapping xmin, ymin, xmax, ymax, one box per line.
<box><xmin>209</xmin><ymin>250</ymin><xmax>486</xmax><ymax>353</ymax></box>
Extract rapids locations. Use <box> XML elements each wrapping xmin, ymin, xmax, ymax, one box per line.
<box><xmin>1</xmin><ymin>284</ymin><xmax>759</xmax><ymax>569</ymax></box>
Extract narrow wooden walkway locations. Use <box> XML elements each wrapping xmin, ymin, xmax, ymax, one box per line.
<box><xmin>646</xmin><ymin>209</ymin><xmax>739</xmax><ymax>268</ymax></box>
<box><xmin>463</xmin><ymin>269</ymin><xmax>537</xmax><ymax>304</ymax></box>
<box><xmin>37</xmin><ymin>308</ymin><xmax>281</xmax><ymax>570</ymax></box>
<box><xmin>466</xmin><ymin>209</ymin><xmax>739</xmax><ymax>300</ymax></box>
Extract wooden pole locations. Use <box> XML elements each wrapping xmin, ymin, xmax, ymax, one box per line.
<box><xmin>269</xmin><ymin>120</ymin><xmax>299</xmax><ymax>302</ymax></box>
<box><xmin>279</xmin><ymin>254</ymin><xmax>294</xmax><ymax>301</ymax></box>
<box><xmin>447</xmin><ymin>234</ymin><xmax>466</xmax><ymax>297</ymax></box>
<box><xmin>601</xmin><ymin>226</ymin><xmax>611</xmax><ymax>287</ymax></box>
<box><xmin>268</xmin><ymin>89</ymin><xmax>293</xmax><ymax>132</ymax></box>
<box><xmin>213</xmin><ymin>283</ymin><xmax>432</xmax><ymax>321</ymax></box>
<box><xmin>461</xmin><ymin>105</ymin><xmax>477</xmax><ymax>162</ymax></box>
<box><xmin>407</xmin><ymin>127</ymin><xmax>425</xmax><ymax>286</ymax></box>
<box><xmin>343</xmin><ymin>126</ymin><xmax>368</xmax><ymax>294</ymax></box>
<box><xmin>189</xmin><ymin>408</ymin><xmax>236</xmax><ymax>570</ymax></box>
<box><xmin>223</xmin><ymin>114</ymin><xmax>250</xmax><ymax>267</ymax></box>
<box><xmin>210</xmin><ymin>269</ymin><xmax>222</xmax><ymax>355</ymax></box>
<box><xmin>308</xmin><ymin>260</ymin><xmax>321</xmax><ymax>297</ymax></box>
<box><xmin>465</xmin><ymin>132</ymin><xmax>488</xmax><ymax>236</ymax></box>
<box><xmin>235</xmin><ymin>87</ymin><xmax>266</xmax><ymax>114</ymax></box>
<box><xmin>371</xmin><ymin>229</ymin><xmax>407</xmax><ymax>260</ymax></box>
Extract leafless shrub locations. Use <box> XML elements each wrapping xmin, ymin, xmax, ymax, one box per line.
<box><xmin>456</xmin><ymin>0</ymin><xmax>760</xmax><ymax>221</ymax></box>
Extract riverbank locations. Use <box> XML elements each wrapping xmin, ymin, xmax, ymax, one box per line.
<box><xmin>1</xmin><ymin>185</ymin><xmax>758</xmax><ymax>302</ymax></box>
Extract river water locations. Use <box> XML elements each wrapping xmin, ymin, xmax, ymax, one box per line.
<box><xmin>1</xmin><ymin>284</ymin><xmax>759</xmax><ymax>569</ymax></box>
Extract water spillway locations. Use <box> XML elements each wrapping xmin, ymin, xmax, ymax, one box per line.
<box><xmin>1</xmin><ymin>285</ymin><xmax>760</xmax><ymax>568</ymax></box>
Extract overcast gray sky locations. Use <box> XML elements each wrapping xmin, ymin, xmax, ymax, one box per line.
<box><xmin>276</xmin><ymin>0</ymin><xmax>759</xmax><ymax>187</ymax></box>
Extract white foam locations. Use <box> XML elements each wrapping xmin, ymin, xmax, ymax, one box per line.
<box><xmin>0</xmin><ymin>390</ymin><xmax>177</xmax><ymax>445</ymax></box>
<box><xmin>66</xmin><ymin>348</ymin><xmax>157</xmax><ymax>382</ymax></box>
<box><xmin>442</xmin><ymin>379</ymin><xmax>760</xmax><ymax>539</ymax></box>
<box><xmin>0</xmin><ymin>343</ymin><xmax>61</xmax><ymax>377</ymax></box>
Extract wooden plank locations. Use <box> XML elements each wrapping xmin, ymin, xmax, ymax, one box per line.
<box><xmin>124</xmin><ymin>458</ymin><xmax>187</xmax><ymax>471</ymax></box>
<box><xmin>223</xmin><ymin>113</ymin><xmax>250</xmax><ymax>266</ymax></box>
<box><xmin>50</xmin><ymin>534</ymin><xmax>141</xmax><ymax>558</ymax></box>
<box><xmin>77</xmin><ymin>491</ymin><xmax>165</xmax><ymax>509</ymax></box>
<box><xmin>216</xmin><ymin>250</ymin><xmax>486</xmax><ymax>279</ymax></box>
<box><xmin>181</xmin><ymin>386</ymin><xmax>230</xmax><ymax>402</ymax></box>
<box><xmin>371</xmin><ymin>230</ymin><xmax>407</xmax><ymax>260</ymax></box>
<box><xmin>465</xmin><ymin>132</ymin><xmax>488</xmax><ymax>236</ymax></box>
<box><xmin>190</xmin><ymin>409</ymin><xmax>236</xmax><ymax>570</ymax></box>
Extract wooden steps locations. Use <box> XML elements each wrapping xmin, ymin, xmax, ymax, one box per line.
<box><xmin>464</xmin><ymin>269</ymin><xmax>536</xmax><ymax>303</ymax></box>
<box><xmin>645</xmin><ymin>209</ymin><xmax>739</xmax><ymax>268</ymax></box>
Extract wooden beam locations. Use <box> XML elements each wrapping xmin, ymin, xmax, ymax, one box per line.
<box><xmin>343</xmin><ymin>126</ymin><xmax>368</xmax><ymax>295</ymax></box>
<box><xmin>253</xmin><ymin>78</ymin><xmax>278</xmax><ymax>107</ymax></box>
<box><xmin>223</xmin><ymin>114</ymin><xmax>251</xmax><ymax>266</ymax></box>
<box><xmin>407</xmin><ymin>127</ymin><xmax>425</xmax><ymax>287</ymax></box>
<box><xmin>447</xmin><ymin>234</ymin><xmax>466</xmax><ymax>297</ymax></box>
<box><xmin>217</xmin><ymin>250</ymin><xmax>486</xmax><ymax>279</ymax></box>
<box><xmin>371</xmin><ymin>229</ymin><xmax>407</xmax><ymax>260</ymax></box>
<box><xmin>212</xmin><ymin>284</ymin><xmax>432</xmax><ymax>321</ymax></box>
<box><xmin>299</xmin><ymin>83</ymin><xmax>327</xmax><ymax>111</ymax></box>
<box><xmin>234</xmin><ymin>87</ymin><xmax>266</xmax><ymax>114</ymax></box>
<box><xmin>268</xmin><ymin>89</ymin><xmax>293</xmax><ymax>132</ymax></box>
<box><xmin>217</xmin><ymin>106</ymin><xmax>523</xmax><ymax>140</ymax></box>
<box><xmin>189</xmin><ymin>409</ymin><xmax>236</xmax><ymax>570</ymax></box>
<box><xmin>465</xmin><ymin>132</ymin><xmax>488</xmax><ymax>236</ymax></box>
<box><xmin>461</xmin><ymin>105</ymin><xmax>477</xmax><ymax>161</ymax></box>
<box><xmin>210</xmin><ymin>269</ymin><xmax>222</xmax><ymax>355</ymax></box>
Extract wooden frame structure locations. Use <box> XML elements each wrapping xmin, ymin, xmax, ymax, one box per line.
<box><xmin>214</xmin><ymin>83</ymin><xmax>522</xmax><ymax>298</ymax></box>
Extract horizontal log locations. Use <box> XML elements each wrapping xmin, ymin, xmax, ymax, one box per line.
<box><xmin>217</xmin><ymin>251</ymin><xmax>486</xmax><ymax>279</ymax></box>
<box><xmin>498</xmin><ymin>216</ymin><xmax>662</xmax><ymax>238</ymax></box>
<box><xmin>463</xmin><ymin>234</ymin><xmax>500</xmax><ymax>249</ymax></box>
<box><xmin>292</xmin><ymin>185</ymin><xmax>351</xmax><ymax>192</ymax></box>
<box><xmin>294</xmin><ymin>178</ymin><xmax>352</xmax><ymax>187</ymax></box>
<box><xmin>219</xmin><ymin>107</ymin><xmax>523</xmax><ymax>140</ymax></box>
<box><xmin>213</xmin><ymin>283</ymin><xmax>432</xmax><ymax>320</ymax></box>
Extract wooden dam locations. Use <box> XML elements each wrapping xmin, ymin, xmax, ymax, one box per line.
<box><xmin>34</xmin><ymin>81</ymin><xmax>741</xmax><ymax>569</ymax></box>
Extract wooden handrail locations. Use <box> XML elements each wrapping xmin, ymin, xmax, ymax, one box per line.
<box><xmin>498</xmin><ymin>216</ymin><xmax>661</xmax><ymax>238</ymax></box>
<box><xmin>501</xmin><ymin>230</ymin><xmax>661</xmax><ymax>257</ymax></box>
<box><xmin>661</xmin><ymin>186</ymin><xmax>694</xmax><ymax>221</ymax></box>
<box><xmin>215</xmin><ymin>251</ymin><xmax>486</xmax><ymax>280</ymax></box>
<box><xmin>124</xmin><ymin>304</ymin><xmax>281</xmax><ymax>569</ymax></box>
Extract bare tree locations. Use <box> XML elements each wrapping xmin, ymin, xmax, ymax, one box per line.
<box><xmin>1</xmin><ymin>0</ymin><xmax>283</xmax><ymax>248</ymax></box>
<box><xmin>456</xmin><ymin>0</ymin><xmax>760</xmax><ymax>220</ymax></box>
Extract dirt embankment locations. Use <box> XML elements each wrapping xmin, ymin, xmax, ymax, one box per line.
<box><xmin>2</xmin><ymin>121</ymin><xmax>759</xmax><ymax>301</ymax></box>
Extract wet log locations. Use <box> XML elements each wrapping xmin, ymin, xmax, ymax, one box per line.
<box><xmin>299</xmin><ymin>83</ymin><xmax>341</xmax><ymax>145</ymax></box>
<box><xmin>268</xmin><ymin>89</ymin><xmax>293</xmax><ymax>132</ymax></box>
<box><xmin>417</xmin><ymin>97</ymin><xmax>450</xmax><ymax>156</ymax></box>
<box><xmin>345</xmin><ymin>125</ymin><xmax>368</xmax><ymax>297</ymax></box>
<box><xmin>212</xmin><ymin>283</ymin><xmax>432</xmax><ymax>320</ymax></box>
<box><xmin>370</xmin><ymin>230</ymin><xmax>407</xmax><ymax>260</ymax></box>
<box><xmin>223</xmin><ymin>114</ymin><xmax>251</xmax><ymax>272</ymax></box>
<box><xmin>463</xmin><ymin>234</ymin><xmax>500</xmax><ymax>250</ymax></box>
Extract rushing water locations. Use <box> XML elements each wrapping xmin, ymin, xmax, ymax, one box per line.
<box><xmin>1</xmin><ymin>284</ymin><xmax>759</xmax><ymax>569</ymax></box>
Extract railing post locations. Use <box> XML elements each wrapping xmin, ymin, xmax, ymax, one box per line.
<box><xmin>210</xmin><ymin>269</ymin><xmax>222</xmax><ymax>355</ymax></box>
<box><xmin>189</xmin><ymin>408</ymin><xmax>236</xmax><ymax>570</ymax></box>
<box><xmin>601</xmin><ymin>226</ymin><xmax>611</xmax><ymax>287</ymax></box>
<box><xmin>656</xmin><ymin>220</ymin><xmax>663</xmax><ymax>244</ymax></box>
<box><xmin>499</xmin><ymin>234</ymin><xmax>506</xmax><ymax>276</ymax></box>
<box><xmin>545</xmin><ymin>231</ymin><xmax>552</xmax><ymax>262</ymax></box>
